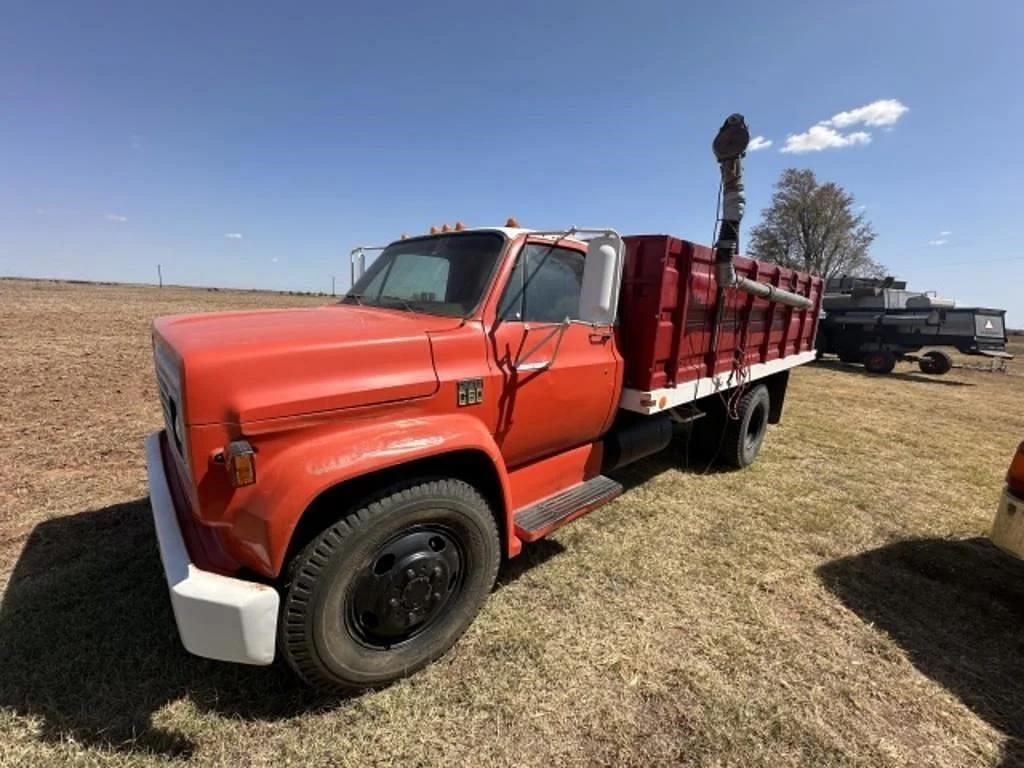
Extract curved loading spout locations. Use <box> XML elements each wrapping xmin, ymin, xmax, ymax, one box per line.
<box><xmin>712</xmin><ymin>115</ymin><xmax>812</xmax><ymax>310</ymax></box>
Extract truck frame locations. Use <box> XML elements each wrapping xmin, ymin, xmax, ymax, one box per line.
<box><xmin>145</xmin><ymin>116</ymin><xmax>823</xmax><ymax>689</ymax></box>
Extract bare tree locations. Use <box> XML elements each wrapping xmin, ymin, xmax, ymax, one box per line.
<box><xmin>747</xmin><ymin>169</ymin><xmax>882</xmax><ymax>279</ymax></box>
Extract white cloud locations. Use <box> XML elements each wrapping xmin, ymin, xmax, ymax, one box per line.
<box><xmin>823</xmin><ymin>99</ymin><xmax>909</xmax><ymax>128</ymax></box>
<box><xmin>105</xmin><ymin>213</ymin><xmax>128</xmax><ymax>222</ymax></box>
<box><xmin>747</xmin><ymin>135</ymin><xmax>773</xmax><ymax>152</ymax></box>
<box><xmin>781</xmin><ymin>125</ymin><xmax>871</xmax><ymax>154</ymax></box>
<box><xmin>928</xmin><ymin>239</ymin><xmax>948</xmax><ymax>246</ymax></box>
<box><xmin>271</xmin><ymin>257</ymin><xmax>279</xmax><ymax>263</ymax></box>
<box><xmin>224</xmin><ymin>232</ymin><xmax>243</xmax><ymax>239</ymax></box>
<box><xmin>939</xmin><ymin>230</ymin><xmax>952</xmax><ymax>236</ymax></box>
<box><xmin>779</xmin><ymin>98</ymin><xmax>908</xmax><ymax>154</ymax></box>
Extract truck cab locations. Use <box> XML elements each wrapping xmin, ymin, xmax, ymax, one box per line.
<box><xmin>148</xmin><ymin>226</ymin><xmax>629</xmax><ymax>685</ymax></box>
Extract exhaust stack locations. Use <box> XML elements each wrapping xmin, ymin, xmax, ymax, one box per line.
<box><xmin>712</xmin><ymin>115</ymin><xmax>812</xmax><ymax>310</ymax></box>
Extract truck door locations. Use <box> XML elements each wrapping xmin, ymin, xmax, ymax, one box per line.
<box><xmin>487</xmin><ymin>240</ymin><xmax>620</xmax><ymax>467</ymax></box>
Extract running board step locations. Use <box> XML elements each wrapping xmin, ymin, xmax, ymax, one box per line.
<box><xmin>513</xmin><ymin>475</ymin><xmax>624</xmax><ymax>542</ymax></box>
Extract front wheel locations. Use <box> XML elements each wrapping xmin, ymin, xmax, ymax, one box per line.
<box><xmin>280</xmin><ymin>478</ymin><xmax>500</xmax><ymax>690</ymax></box>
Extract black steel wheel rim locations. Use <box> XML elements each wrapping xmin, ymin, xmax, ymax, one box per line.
<box><xmin>344</xmin><ymin>523</ymin><xmax>466</xmax><ymax>649</ymax></box>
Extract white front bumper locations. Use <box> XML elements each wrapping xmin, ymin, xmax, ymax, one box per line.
<box><xmin>990</xmin><ymin>486</ymin><xmax>1024</xmax><ymax>560</ymax></box>
<box><xmin>145</xmin><ymin>431</ymin><xmax>279</xmax><ymax>665</ymax></box>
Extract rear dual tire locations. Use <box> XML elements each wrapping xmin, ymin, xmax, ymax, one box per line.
<box><xmin>721</xmin><ymin>384</ymin><xmax>770</xmax><ymax>469</ymax></box>
<box><xmin>280</xmin><ymin>478</ymin><xmax>500</xmax><ymax>691</ymax></box>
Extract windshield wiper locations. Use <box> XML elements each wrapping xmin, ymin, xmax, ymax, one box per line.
<box><xmin>377</xmin><ymin>294</ymin><xmax>418</xmax><ymax>312</ymax></box>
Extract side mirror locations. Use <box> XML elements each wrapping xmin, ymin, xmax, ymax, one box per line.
<box><xmin>349</xmin><ymin>245</ymin><xmax>386</xmax><ymax>290</ymax></box>
<box><xmin>350</xmin><ymin>247</ymin><xmax>367</xmax><ymax>287</ymax></box>
<box><xmin>579</xmin><ymin>233</ymin><xmax>624</xmax><ymax>325</ymax></box>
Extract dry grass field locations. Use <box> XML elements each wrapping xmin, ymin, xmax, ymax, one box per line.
<box><xmin>1</xmin><ymin>277</ymin><xmax>1023</xmax><ymax>768</ymax></box>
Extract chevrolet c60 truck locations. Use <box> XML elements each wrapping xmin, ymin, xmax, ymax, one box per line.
<box><xmin>145</xmin><ymin>116</ymin><xmax>823</xmax><ymax>689</ymax></box>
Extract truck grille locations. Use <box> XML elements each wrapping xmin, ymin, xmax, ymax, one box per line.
<box><xmin>154</xmin><ymin>342</ymin><xmax>186</xmax><ymax>462</ymax></box>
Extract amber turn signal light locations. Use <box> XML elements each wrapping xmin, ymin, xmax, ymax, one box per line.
<box><xmin>1007</xmin><ymin>441</ymin><xmax>1024</xmax><ymax>497</ymax></box>
<box><xmin>226</xmin><ymin>440</ymin><xmax>256</xmax><ymax>487</ymax></box>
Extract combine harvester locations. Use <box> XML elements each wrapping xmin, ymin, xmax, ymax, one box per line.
<box><xmin>815</xmin><ymin>276</ymin><xmax>1012</xmax><ymax>374</ymax></box>
<box><xmin>145</xmin><ymin>115</ymin><xmax>823</xmax><ymax>690</ymax></box>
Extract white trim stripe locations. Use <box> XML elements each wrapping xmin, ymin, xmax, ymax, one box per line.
<box><xmin>619</xmin><ymin>350</ymin><xmax>818</xmax><ymax>415</ymax></box>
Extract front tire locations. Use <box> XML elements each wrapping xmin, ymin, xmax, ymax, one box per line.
<box><xmin>280</xmin><ymin>478</ymin><xmax>500</xmax><ymax>690</ymax></box>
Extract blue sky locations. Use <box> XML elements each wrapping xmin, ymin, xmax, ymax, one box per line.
<box><xmin>1</xmin><ymin>1</ymin><xmax>1022</xmax><ymax>325</ymax></box>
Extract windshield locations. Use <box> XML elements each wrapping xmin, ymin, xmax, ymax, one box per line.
<box><xmin>344</xmin><ymin>232</ymin><xmax>505</xmax><ymax>317</ymax></box>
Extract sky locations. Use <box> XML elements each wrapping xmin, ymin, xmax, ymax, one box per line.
<box><xmin>1</xmin><ymin>1</ymin><xmax>1022</xmax><ymax>326</ymax></box>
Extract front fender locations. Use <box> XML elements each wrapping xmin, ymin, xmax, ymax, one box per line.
<box><xmin>238</xmin><ymin>413</ymin><xmax>516</xmax><ymax>577</ymax></box>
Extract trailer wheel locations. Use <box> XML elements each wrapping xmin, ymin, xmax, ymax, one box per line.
<box><xmin>722</xmin><ymin>384</ymin><xmax>770</xmax><ymax>469</ymax></box>
<box><xmin>918</xmin><ymin>350</ymin><xmax>953</xmax><ymax>375</ymax></box>
<box><xmin>863</xmin><ymin>350</ymin><xmax>896</xmax><ymax>374</ymax></box>
<box><xmin>280</xmin><ymin>478</ymin><xmax>500</xmax><ymax>691</ymax></box>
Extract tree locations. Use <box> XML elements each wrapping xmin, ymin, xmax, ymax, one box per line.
<box><xmin>747</xmin><ymin>169</ymin><xmax>883</xmax><ymax>279</ymax></box>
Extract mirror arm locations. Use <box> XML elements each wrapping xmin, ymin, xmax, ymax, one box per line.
<box><xmin>349</xmin><ymin>245</ymin><xmax>386</xmax><ymax>289</ymax></box>
<box><xmin>514</xmin><ymin>318</ymin><xmax>571</xmax><ymax>372</ymax></box>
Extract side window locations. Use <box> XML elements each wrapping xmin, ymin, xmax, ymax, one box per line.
<box><xmin>498</xmin><ymin>245</ymin><xmax>584</xmax><ymax>323</ymax></box>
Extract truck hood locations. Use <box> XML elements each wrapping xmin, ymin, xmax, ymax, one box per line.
<box><xmin>154</xmin><ymin>304</ymin><xmax>457</xmax><ymax>424</ymax></box>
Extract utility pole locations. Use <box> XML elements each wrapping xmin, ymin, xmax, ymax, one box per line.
<box><xmin>157</xmin><ymin>264</ymin><xmax>163</xmax><ymax>288</ymax></box>
<box><xmin>331</xmin><ymin>275</ymin><xmax>336</xmax><ymax>297</ymax></box>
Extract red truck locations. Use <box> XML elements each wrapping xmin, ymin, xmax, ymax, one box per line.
<box><xmin>145</xmin><ymin>116</ymin><xmax>823</xmax><ymax>689</ymax></box>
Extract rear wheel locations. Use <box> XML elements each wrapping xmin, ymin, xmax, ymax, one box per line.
<box><xmin>863</xmin><ymin>350</ymin><xmax>896</xmax><ymax>374</ymax></box>
<box><xmin>280</xmin><ymin>478</ymin><xmax>500</xmax><ymax>690</ymax></box>
<box><xmin>918</xmin><ymin>349</ymin><xmax>953</xmax><ymax>375</ymax></box>
<box><xmin>721</xmin><ymin>384</ymin><xmax>770</xmax><ymax>469</ymax></box>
